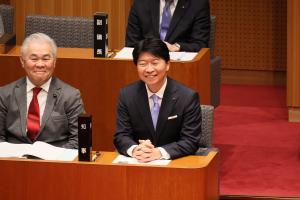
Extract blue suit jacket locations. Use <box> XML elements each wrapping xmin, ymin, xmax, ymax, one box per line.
<box><xmin>125</xmin><ymin>0</ymin><xmax>210</xmax><ymax>52</ymax></box>
<box><xmin>114</xmin><ymin>77</ymin><xmax>201</xmax><ymax>159</ymax></box>
<box><xmin>0</xmin><ymin>77</ymin><xmax>84</xmax><ymax>149</ymax></box>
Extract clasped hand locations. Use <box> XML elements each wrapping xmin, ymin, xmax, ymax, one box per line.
<box><xmin>132</xmin><ymin>139</ymin><xmax>162</xmax><ymax>162</ymax></box>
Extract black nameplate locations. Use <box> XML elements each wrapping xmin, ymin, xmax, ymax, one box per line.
<box><xmin>94</xmin><ymin>12</ymin><xmax>108</xmax><ymax>57</ymax></box>
<box><xmin>78</xmin><ymin>114</ymin><xmax>92</xmax><ymax>161</ymax></box>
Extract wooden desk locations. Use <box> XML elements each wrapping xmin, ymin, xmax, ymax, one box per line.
<box><xmin>0</xmin><ymin>151</ymin><xmax>219</xmax><ymax>200</ymax></box>
<box><xmin>0</xmin><ymin>47</ymin><xmax>211</xmax><ymax>151</ymax></box>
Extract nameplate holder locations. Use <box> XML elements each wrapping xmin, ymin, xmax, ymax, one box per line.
<box><xmin>78</xmin><ymin>114</ymin><xmax>92</xmax><ymax>161</ymax></box>
<box><xmin>94</xmin><ymin>12</ymin><xmax>108</xmax><ymax>57</ymax></box>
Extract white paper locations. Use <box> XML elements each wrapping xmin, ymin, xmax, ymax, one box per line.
<box><xmin>0</xmin><ymin>142</ymin><xmax>31</xmax><ymax>158</ymax></box>
<box><xmin>114</xmin><ymin>47</ymin><xmax>134</xmax><ymax>59</ymax></box>
<box><xmin>114</xmin><ymin>47</ymin><xmax>197</xmax><ymax>61</ymax></box>
<box><xmin>112</xmin><ymin>155</ymin><xmax>171</xmax><ymax>166</ymax></box>
<box><xmin>169</xmin><ymin>52</ymin><xmax>198</xmax><ymax>61</ymax></box>
<box><xmin>0</xmin><ymin>141</ymin><xmax>78</xmax><ymax>161</ymax></box>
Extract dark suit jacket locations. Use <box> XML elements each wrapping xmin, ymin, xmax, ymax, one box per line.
<box><xmin>125</xmin><ymin>0</ymin><xmax>210</xmax><ymax>52</ymax></box>
<box><xmin>0</xmin><ymin>77</ymin><xmax>84</xmax><ymax>149</ymax></box>
<box><xmin>114</xmin><ymin>77</ymin><xmax>201</xmax><ymax>159</ymax></box>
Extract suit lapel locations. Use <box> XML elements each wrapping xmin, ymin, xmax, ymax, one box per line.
<box><xmin>39</xmin><ymin>77</ymin><xmax>61</xmax><ymax>135</ymax></box>
<box><xmin>152</xmin><ymin>0</ymin><xmax>161</xmax><ymax>37</ymax></box>
<box><xmin>155</xmin><ymin>78</ymin><xmax>178</xmax><ymax>142</ymax></box>
<box><xmin>166</xmin><ymin>0</ymin><xmax>189</xmax><ymax>40</ymax></box>
<box><xmin>14</xmin><ymin>78</ymin><xmax>28</xmax><ymax>138</ymax></box>
<box><xmin>135</xmin><ymin>81</ymin><xmax>156</xmax><ymax>138</ymax></box>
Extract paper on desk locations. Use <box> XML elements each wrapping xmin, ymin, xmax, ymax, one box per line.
<box><xmin>112</xmin><ymin>155</ymin><xmax>171</xmax><ymax>166</ymax></box>
<box><xmin>170</xmin><ymin>52</ymin><xmax>198</xmax><ymax>61</ymax></box>
<box><xmin>114</xmin><ymin>47</ymin><xmax>197</xmax><ymax>61</ymax></box>
<box><xmin>114</xmin><ymin>47</ymin><xmax>133</xmax><ymax>59</ymax></box>
<box><xmin>0</xmin><ymin>141</ymin><xmax>78</xmax><ymax>161</ymax></box>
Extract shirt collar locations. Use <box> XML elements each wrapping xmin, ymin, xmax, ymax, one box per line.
<box><xmin>146</xmin><ymin>77</ymin><xmax>168</xmax><ymax>99</ymax></box>
<box><xmin>161</xmin><ymin>0</ymin><xmax>178</xmax><ymax>6</ymax></box>
<box><xmin>26</xmin><ymin>77</ymin><xmax>52</xmax><ymax>93</ymax></box>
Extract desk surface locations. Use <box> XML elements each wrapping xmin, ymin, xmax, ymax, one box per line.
<box><xmin>0</xmin><ymin>47</ymin><xmax>211</xmax><ymax>151</ymax></box>
<box><xmin>0</xmin><ymin>151</ymin><xmax>217</xmax><ymax>168</ymax></box>
<box><xmin>0</xmin><ymin>151</ymin><xmax>219</xmax><ymax>200</ymax></box>
<box><xmin>7</xmin><ymin>46</ymin><xmax>207</xmax><ymax>61</ymax></box>
<box><xmin>8</xmin><ymin>46</ymin><xmax>95</xmax><ymax>58</ymax></box>
<box><xmin>95</xmin><ymin>151</ymin><xmax>216</xmax><ymax>168</ymax></box>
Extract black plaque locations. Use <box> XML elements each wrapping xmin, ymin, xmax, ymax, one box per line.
<box><xmin>94</xmin><ymin>12</ymin><xmax>108</xmax><ymax>57</ymax></box>
<box><xmin>78</xmin><ymin>114</ymin><xmax>92</xmax><ymax>161</ymax></box>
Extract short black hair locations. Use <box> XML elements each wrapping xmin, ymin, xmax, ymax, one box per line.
<box><xmin>132</xmin><ymin>38</ymin><xmax>170</xmax><ymax>65</ymax></box>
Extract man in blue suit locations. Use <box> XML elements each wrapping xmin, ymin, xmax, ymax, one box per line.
<box><xmin>125</xmin><ymin>0</ymin><xmax>210</xmax><ymax>52</ymax></box>
<box><xmin>0</xmin><ymin>33</ymin><xmax>84</xmax><ymax>149</ymax></box>
<box><xmin>114</xmin><ymin>38</ymin><xmax>201</xmax><ymax>162</ymax></box>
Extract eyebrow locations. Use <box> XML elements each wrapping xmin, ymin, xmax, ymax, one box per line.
<box><xmin>138</xmin><ymin>58</ymin><xmax>160</xmax><ymax>62</ymax></box>
<box><xmin>29</xmin><ymin>54</ymin><xmax>52</xmax><ymax>58</ymax></box>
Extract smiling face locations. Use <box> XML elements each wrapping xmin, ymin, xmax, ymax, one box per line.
<box><xmin>20</xmin><ymin>41</ymin><xmax>56</xmax><ymax>86</ymax></box>
<box><xmin>137</xmin><ymin>52</ymin><xmax>170</xmax><ymax>93</ymax></box>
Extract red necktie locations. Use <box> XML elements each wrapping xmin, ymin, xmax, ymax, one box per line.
<box><xmin>27</xmin><ymin>87</ymin><xmax>42</xmax><ymax>142</ymax></box>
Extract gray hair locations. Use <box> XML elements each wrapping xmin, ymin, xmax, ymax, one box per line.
<box><xmin>20</xmin><ymin>32</ymin><xmax>57</xmax><ymax>58</ymax></box>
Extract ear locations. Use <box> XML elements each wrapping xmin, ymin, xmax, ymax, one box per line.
<box><xmin>19</xmin><ymin>57</ymin><xmax>25</xmax><ymax>68</ymax></box>
<box><xmin>166</xmin><ymin>61</ymin><xmax>170</xmax><ymax>71</ymax></box>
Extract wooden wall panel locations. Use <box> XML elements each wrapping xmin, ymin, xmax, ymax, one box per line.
<box><xmin>13</xmin><ymin>0</ymin><xmax>131</xmax><ymax>50</ymax></box>
<box><xmin>210</xmin><ymin>0</ymin><xmax>287</xmax><ymax>72</ymax></box>
<box><xmin>0</xmin><ymin>0</ymin><xmax>9</xmax><ymax>4</ymax></box>
<box><xmin>287</xmin><ymin>0</ymin><xmax>300</xmax><ymax>121</ymax></box>
<box><xmin>0</xmin><ymin>0</ymin><xmax>8</xmax><ymax>4</ymax></box>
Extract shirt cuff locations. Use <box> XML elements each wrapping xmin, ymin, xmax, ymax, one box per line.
<box><xmin>157</xmin><ymin>147</ymin><xmax>171</xmax><ymax>159</ymax></box>
<box><xmin>127</xmin><ymin>145</ymin><xmax>138</xmax><ymax>157</ymax></box>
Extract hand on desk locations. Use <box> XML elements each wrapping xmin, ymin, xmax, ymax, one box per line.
<box><xmin>132</xmin><ymin>139</ymin><xmax>162</xmax><ymax>163</ymax></box>
<box><xmin>164</xmin><ymin>41</ymin><xmax>180</xmax><ymax>52</ymax></box>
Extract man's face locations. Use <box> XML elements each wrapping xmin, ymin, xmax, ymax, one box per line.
<box><xmin>137</xmin><ymin>52</ymin><xmax>169</xmax><ymax>93</ymax></box>
<box><xmin>20</xmin><ymin>41</ymin><xmax>56</xmax><ymax>86</ymax></box>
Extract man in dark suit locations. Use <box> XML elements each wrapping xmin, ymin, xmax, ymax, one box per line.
<box><xmin>0</xmin><ymin>33</ymin><xmax>84</xmax><ymax>149</ymax></box>
<box><xmin>125</xmin><ymin>0</ymin><xmax>210</xmax><ymax>52</ymax></box>
<box><xmin>114</xmin><ymin>38</ymin><xmax>201</xmax><ymax>162</ymax></box>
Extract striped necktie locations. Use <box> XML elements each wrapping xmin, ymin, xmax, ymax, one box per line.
<box><xmin>160</xmin><ymin>0</ymin><xmax>173</xmax><ymax>40</ymax></box>
<box><xmin>27</xmin><ymin>87</ymin><xmax>42</xmax><ymax>142</ymax></box>
<box><xmin>151</xmin><ymin>94</ymin><xmax>160</xmax><ymax>129</ymax></box>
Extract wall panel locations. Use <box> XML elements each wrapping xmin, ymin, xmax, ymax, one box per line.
<box><xmin>287</xmin><ymin>0</ymin><xmax>300</xmax><ymax>121</ymax></box>
<box><xmin>0</xmin><ymin>0</ymin><xmax>9</xmax><ymax>4</ymax></box>
<box><xmin>13</xmin><ymin>0</ymin><xmax>131</xmax><ymax>50</ymax></box>
<box><xmin>210</xmin><ymin>0</ymin><xmax>287</xmax><ymax>72</ymax></box>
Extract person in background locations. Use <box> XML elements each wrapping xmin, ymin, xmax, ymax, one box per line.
<box><xmin>125</xmin><ymin>0</ymin><xmax>210</xmax><ymax>52</ymax></box>
<box><xmin>114</xmin><ymin>38</ymin><xmax>201</xmax><ymax>162</ymax></box>
<box><xmin>0</xmin><ymin>32</ymin><xmax>84</xmax><ymax>149</ymax></box>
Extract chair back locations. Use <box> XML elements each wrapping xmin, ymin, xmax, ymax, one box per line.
<box><xmin>0</xmin><ymin>4</ymin><xmax>14</xmax><ymax>34</ymax></box>
<box><xmin>25</xmin><ymin>15</ymin><xmax>93</xmax><ymax>48</ymax></box>
<box><xmin>209</xmin><ymin>15</ymin><xmax>216</xmax><ymax>58</ymax></box>
<box><xmin>209</xmin><ymin>15</ymin><xmax>221</xmax><ymax>107</ymax></box>
<box><xmin>0</xmin><ymin>15</ymin><xmax>4</xmax><ymax>37</ymax></box>
<box><xmin>196</xmin><ymin>104</ymin><xmax>215</xmax><ymax>155</ymax></box>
